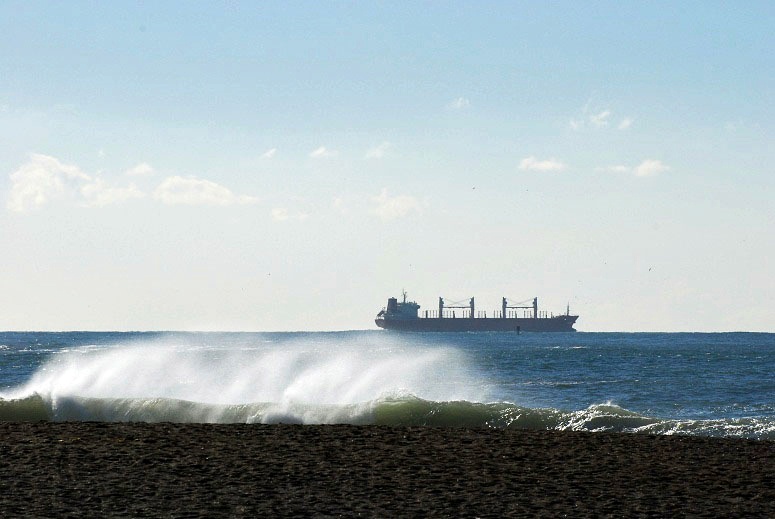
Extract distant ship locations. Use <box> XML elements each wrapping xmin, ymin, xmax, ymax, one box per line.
<box><xmin>375</xmin><ymin>292</ymin><xmax>578</xmax><ymax>332</ymax></box>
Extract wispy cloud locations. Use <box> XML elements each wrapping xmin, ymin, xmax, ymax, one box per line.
<box><xmin>332</xmin><ymin>197</ymin><xmax>348</xmax><ymax>215</ymax></box>
<box><xmin>271</xmin><ymin>207</ymin><xmax>309</xmax><ymax>222</ymax></box>
<box><xmin>310</xmin><ymin>146</ymin><xmax>337</xmax><ymax>159</ymax></box>
<box><xmin>634</xmin><ymin>159</ymin><xmax>669</xmax><ymax>177</ymax></box>
<box><xmin>153</xmin><ymin>176</ymin><xmax>258</xmax><ymax>206</ymax></box>
<box><xmin>447</xmin><ymin>97</ymin><xmax>470</xmax><ymax>110</ymax></box>
<box><xmin>589</xmin><ymin>110</ymin><xmax>611</xmax><ymax>127</ymax></box>
<box><xmin>271</xmin><ymin>208</ymin><xmax>289</xmax><ymax>221</ymax></box>
<box><xmin>365</xmin><ymin>141</ymin><xmax>392</xmax><ymax>159</ymax></box>
<box><xmin>81</xmin><ymin>178</ymin><xmax>145</xmax><ymax>207</ymax></box>
<box><xmin>569</xmin><ymin>101</ymin><xmax>632</xmax><ymax>131</ymax></box>
<box><xmin>598</xmin><ymin>160</ymin><xmax>670</xmax><ymax>177</ymax></box>
<box><xmin>569</xmin><ymin>119</ymin><xmax>583</xmax><ymax>131</ymax></box>
<box><xmin>261</xmin><ymin>148</ymin><xmax>277</xmax><ymax>159</ymax></box>
<box><xmin>600</xmin><ymin>165</ymin><xmax>631</xmax><ymax>173</ymax></box>
<box><xmin>371</xmin><ymin>188</ymin><xmax>422</xmax><ymax>220</ymax></box>
<box><xmin>125</xmin><ymin>162</ymin><xmax>154</xmax><ymax>176</ymax></box>
<box><xmin>519</xmin><ymin>156</ymin><xmax>567</xmax><ymax>172</ymax></box>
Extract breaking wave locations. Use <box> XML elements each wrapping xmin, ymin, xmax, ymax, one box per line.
<box><xmin>1</xmin><ymin>394</ymin><xmax>772</xmax><ymax>439</ymax></box>
<box><xmin>0</xmin><ymin>339</ymin><xmax>772</xmax><ymax>439</ymax></box>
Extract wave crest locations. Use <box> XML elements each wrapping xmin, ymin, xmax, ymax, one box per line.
<box><xmin>1</xmin><ymin>394</ymin><xmax>771</xmax><ymax>440</ymax></box>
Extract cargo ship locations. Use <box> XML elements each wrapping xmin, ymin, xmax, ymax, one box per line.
<box><xmin>375</xmin><ymin>292</ymin><xmax>578</xmax><ymax>332</ymax></box>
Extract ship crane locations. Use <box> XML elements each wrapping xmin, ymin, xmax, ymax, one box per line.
<box><xmin>502</xmin><ymin>297</ymin><xmax>539</xmax><ymax>319</ymax></box>
<box><xmin>438</xmin><ymin>297</ymin><xmax>475</xmax><ymax>318</ymax></box>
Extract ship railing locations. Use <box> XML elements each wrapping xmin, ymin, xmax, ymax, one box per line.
<box><xmin>493</xmin><ymin>310</ymin><xmax>544</xmax><ymax>319</ymax></box>
<box><xmin>420</xmin><ymin>309</ymin><xmax>561</xmax><ymax>319</ymax></box>
<box><xmin>424</xmin><ymin>310</ymin><xmax>492</xmax><ymax>319</ymax></box>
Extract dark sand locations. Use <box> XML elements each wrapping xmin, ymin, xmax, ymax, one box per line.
<box><xmin>0</xmin><ymin>423</ymin><xmax>772</xmax><ymax>517</ymax></box>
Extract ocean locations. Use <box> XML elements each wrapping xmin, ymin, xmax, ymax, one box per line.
<box><xmin>0</xmin><ymin>331</ymin><xmax>772</xmax><ymax>439</ymax></box>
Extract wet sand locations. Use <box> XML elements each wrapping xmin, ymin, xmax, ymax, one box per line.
<box><xmin>0</xmin><ymin>423</ymin><xmax>772</xmax><ymax>517</ymax></box>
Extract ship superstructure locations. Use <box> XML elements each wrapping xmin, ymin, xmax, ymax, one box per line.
<box><xmin>375</xmin><ymin>292</ymin><xmax>578</xmax><ymax>332</ymax></box>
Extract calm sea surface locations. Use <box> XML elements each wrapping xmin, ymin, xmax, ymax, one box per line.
<box><xmin>0</xmin><ymin>331</ymin><xmax>772</xmax><ymax>439</ymax></box>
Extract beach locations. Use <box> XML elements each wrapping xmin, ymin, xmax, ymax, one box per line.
<box><xmin>0</xmin><ymin>423</ymin><xmax>772</xmax><ymax>517</ymax></box>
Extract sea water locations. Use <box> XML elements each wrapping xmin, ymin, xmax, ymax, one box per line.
<box><xmin>0</xmin><ymin>331</ymin><xmax>772</xmax><ymax>439</ymax></box>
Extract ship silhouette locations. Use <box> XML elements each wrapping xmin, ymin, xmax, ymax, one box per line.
<box><xmin>376</xmin><ymin>291</ymin><xmax>578</xmax><ymax>332</ymax></box>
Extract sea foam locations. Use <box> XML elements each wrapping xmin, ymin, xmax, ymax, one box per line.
<box><xmin>1</xmin><ymin>336</ymin><xmax>484</xmax><ymax>422</ymax></box>
<box><xmin>1</xmin><ymin>335</ymin><xmax>773</xmax><ymax>440</ymax></box>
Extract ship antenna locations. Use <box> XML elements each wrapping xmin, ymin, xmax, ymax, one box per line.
<box><xmin>402</xmin><ymin>289</ymin><xmax>407</xmax><ymax>303</ymax></box>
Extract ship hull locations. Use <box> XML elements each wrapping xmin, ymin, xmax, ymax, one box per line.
<box><xmin>375</xmin><ymin>316</ymin><xmax>577</xmax><ymax>332</ymax></box>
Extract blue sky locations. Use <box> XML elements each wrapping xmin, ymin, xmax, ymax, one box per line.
<box><xmin>1</xmin><ymin>2</ymin><xmax>773</xmax><ymax>331</ymax></box>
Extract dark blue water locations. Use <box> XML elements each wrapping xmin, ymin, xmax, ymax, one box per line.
<box><xmin>0</xmin><ymin>331</ymin><xmax>772</xmax><ymax>438</ymax></box>
<box><xmin>465</xmin><ymin>332</ymin><xmax>773</xmax><ymax>421</ymax></box>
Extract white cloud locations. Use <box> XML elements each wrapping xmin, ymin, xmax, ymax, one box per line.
<box><xmin>152</xmin><ymin>176</ymin><xmax>258</xmax><ymax>206</ymax></box>
<box><xmin>81</xmin><ymin>178</ymin><xmax>145</xmax><ymax>207</ymax></box>
<box><xmin>261</xmin><ymin>148</ymin><xmax>277</xmax><ymax>159</ymax></box>
<box><xmin>371</xmin><ymin>188</ymin><xmax>422</xmax><ymax>220</ymax></box>
<box><xmin>519</xmin><ymin>156</ymin><xmax>567</xmax><ymax>172</ymax></box>
<box><xmin>597</xmin><ymin>161</ymin><xmax>668</xmax><ymax>176</ymax></box>
<box><xmin>125</xmin><ymin>162</ymin><xmax>154</xmax><ymax>176</ymax></box>
<box><xmin>7</xmin><ymin>154</ymin><xmax>258</xmax><ymax>212</ymax></box>
<box><xmin>7</xmin><ymin>153</ymin><xmax>91</xmax><ymax>212</ymax></box>
<box><xmin>590</xmin><ymin>110</ymin><xmax>611</xmax><ymax>127</ymax></box>
<box><xmin>365</xmin><ymin>141</ymin><xmax>392</xmax><ymax>159</ymax></box>
<box><xmin>634</xmin><ymin>159</ymin><xmax>670</xmax><ymax>177</ymax></box>
<box><xmin>569</xmin><ymin>101</ymin><xmax>632</xmax><ymax>132</ymax></box>
<box><xmin>332</xmin><ymin>197</ymin><xmax>348</xmax><ymax>215</ymax></box>
<box><xmin>310</xmin><ymin>146</ymin><xmax>337</xmax><ymax>159</ymax></box>
<box><xmin>447</xmin><ymin>97</ymin><xmax>470</xmax><ymax>110</ymax></box>
<box><xmin>271</xmin><ymin>207</ymin><xmax>289</xmax><ymax>221</ymax></box>
<box><xmin>271</xmin><ymin>207</ymin><xmax>309</xmax><ymax>221</ymax></box>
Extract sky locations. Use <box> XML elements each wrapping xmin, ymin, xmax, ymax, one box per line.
<box><xmin>1</xmin><ymin>2</ymin><xmax>773</xmax><ymax>332</ymax></box>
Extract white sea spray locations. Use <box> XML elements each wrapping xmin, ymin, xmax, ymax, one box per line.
<box><xmin>0</xmin><ymin>331</ymin><xmax>773</xmax><ymax>439</ymax></box>
<box><xmin>2</xmin><ymin>335</ymin><xmax>485</xmax><ymax>423</ymax></box>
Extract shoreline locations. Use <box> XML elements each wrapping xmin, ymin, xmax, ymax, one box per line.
<box><xmin>1</xmin><ymin>422</ymin><xmax>772</xmax><ymax>517</ymax></box>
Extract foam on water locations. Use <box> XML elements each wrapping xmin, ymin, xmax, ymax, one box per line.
<box><xmin>1</xmin><ymin>393</ymin><xmax>771</xmax><ymax>439</ymax></box>
<box><xmin>0</xmin><ymin>333</ymin><xmax>773</xmax><ymax>439</ymax></box>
